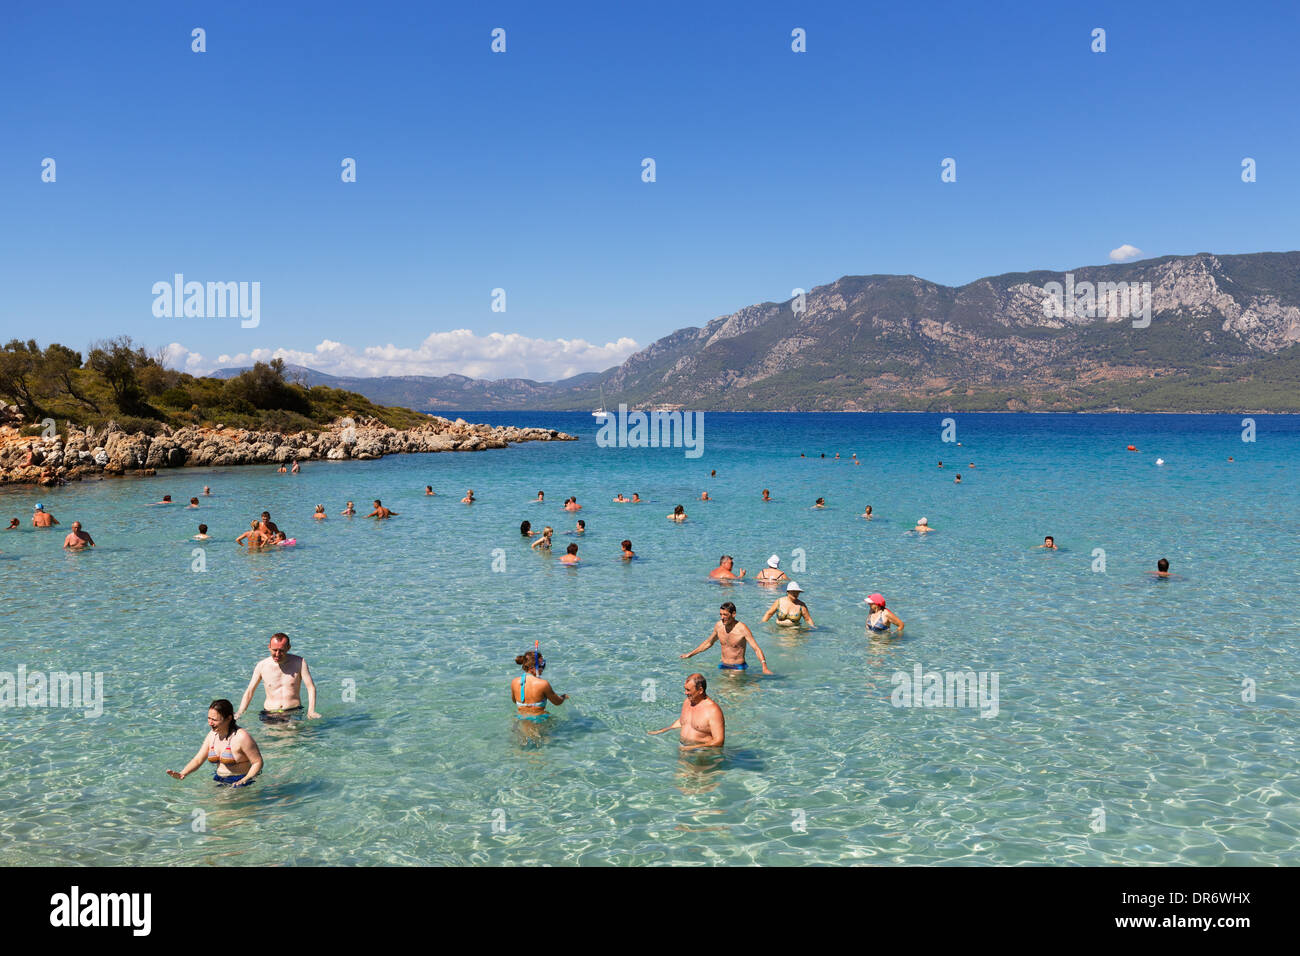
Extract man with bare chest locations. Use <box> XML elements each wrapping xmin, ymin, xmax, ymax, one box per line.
<box><xmin>681</xmin><ymin>602</ymin><xmax>772</xmax><ymax>675</ymax></box>
<box><xmin>648</xmin><ymin>674</ymin><xmax>724</xmax><ymax>751</ymax></box>
<box><xmin>235</xmin><ymin>632</ymin><xmax>321</xmax><ymax>723</ymax></box>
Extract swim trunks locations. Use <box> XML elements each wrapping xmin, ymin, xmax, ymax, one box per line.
<box><xmin>718</xmin><ymin>662</ymin><xmax>748</xmax><ymax>671</ymax></box>
<box><xmin>259</xmin><ymin>705</ymin><xmax>304</xmax><ymax>723</ymax></box>
<box><xmin>213</xmin><ymin>773</ymin><xmax>254</xmax><ymax>786</ymax></box>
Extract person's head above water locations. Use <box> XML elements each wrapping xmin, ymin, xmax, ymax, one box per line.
<box><xmin>867</xmin><ymin>593</ymin><xmax>886</xmax><ymax>609</ymax></box>
<box><xmin>1044</xmin><ymin>536</ymin><xmax>1054</xmax><ymax>546</ymax></box>
<box><xmin>576</xmin><ymin>520</ymin><xmax>585</xmax><ymax>529</ymax></box>
<box><xmin>516</xmin><ymin>649</ymin><xmax>545</xmax><ymax>673</ymax></box>
<box><xmin>767</xmin><ymin>554</ymin><xmax>780</xmax><ymax>568</ymax></box>
<box><xmin>208</xmin><ymin>698</ymin><xmax>237</xmax><ymax>732</ymax></box>
<box><xmin>1157</xmin><ymin>558</ymin><xmax>1169</xmax><ymax>573</ymax></box>
<box><xmin>269</xmin><ymin>633</ymin><xmax>290</xmax><ymax>659</ymax></box>
<box><xmin>685</xmin><ymin>673</ymin><xmax>707</xmax><ymax>700</ymax></box>
<box><xmin>719</xmin><ymin>601</ymin><xmax>737</xmax><ymax>620</ymax></box>
<box><xmin>520</xmin><ymin>520</ymin><xmax>532</xmax><ymax>535</ymax></box>
<box><xmin>198</xmin><ymin>523</ymin><xmax>208</xmax><ymax>533</ymax></box>
<box><xmin>565</xmin><ymin>542</ymin><xmax>578</xmax><ymax>555</ymax></box>
<box><xmin>621</xmin><ymin>539</ymin><xmax>633</xmax><ymax>551</ymax></box>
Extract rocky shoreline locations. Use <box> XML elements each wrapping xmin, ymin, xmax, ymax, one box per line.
<box><xmin>0</xmin><ymin>415</ymin><xmax>576</xmax><ymax>487</ymax></box>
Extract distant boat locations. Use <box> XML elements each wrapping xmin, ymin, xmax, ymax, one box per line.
<box><xmin>592</xmin><ymin>385</ymin><xmax>609</xmax><ymax>418</ymax></box>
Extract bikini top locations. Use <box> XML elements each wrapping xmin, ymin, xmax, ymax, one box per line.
<box><xmin>518</xmin><ymin>672</ymin><xmax>545</xmax><ymax>709</ymax></box>
<box><xmin>207</xmin><ymin>732</ymin><xmax>240</xmax><ymax>765</ymax></box>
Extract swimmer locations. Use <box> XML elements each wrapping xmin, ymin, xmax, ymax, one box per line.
<box><xmin>291</xmin><ymin>461</ymin><xmax>300</xmax><ymax>474</ymax></box>
<box><xmin>667</xmin><ymin>505</ymin><xmax>687</xmax><ymax>522</ymax></box>
<box><xmin>521</xmin><ymin>520</ymin><xmax>538</xmax><ymax>537</ymax></box>
<box><xmin>278</xmin><ymin>464</ymin><xmax>287</xmax><ymax>474</ymax></box>
<box><xmin>62</xmin><ymin>521</ymin><xmax>95</xmax><ymax>549</ymax></box>
<box><xmin>968</xmin><ymin>463</ymin><xmax>975</xmax><ymax>469</ymax></box>
<box><xmin>5</xmin><ymin>518</ymin><xmax>18</xmax><ymax>530</ymax></box>
<box><xmin>257</xmin><ymin>512</ymin><xmax>280</xmax><ymax>537</ymax></box>
<box><xmin>425</xmin><ymin>486</ymin><xmax>436</xmax><ymax>496</ymax></box>
<box><xmin>1155</xmin><ymin>558</ymin><xmax>1170</xmax><ymax>578</ymax></box>
<box><xmin>710</xmin><ymin>470</ymin><xmax>716</xmax><ymax>477</ymax></box>
<box><xmin>621</xmin><ymin>539</ymin><xmax>636</xmax><ymax>560</ymax></box>
<box><xmin>813</xmin><ymin>497</ymin><xmax>826</xmax><ymax>508</ymax></box>
<box><xmin>708</xmin><ymin>555</ymin><xmax>746</xmax><ymax>579</ymax></box>
<box><xmin>187</xmin><ymin>497</ymin><xmax>200</xmax><ymax>508</ymax></box>
<box><xmin>954</xmin><ymin>474</ymin><xmax>962</xmax><ymax>484</ymax></box>
<box><xmin>461</xmin><ymin>489</ymin><xmax>476</xmax><ymax>504</ymax></box>
<box><xmin>270</xmin><ymin>530</ymin><xmax>291</xmax><ymax>546</ymax></box>
<box><xmin>366</xmin><ymin>499</ymin><xmax>398</xmax><ymax>519</ymax></box>
<box><xmin>573</xmin><ymin>520</ymin><xmax>585</xmax><ymax>534</ymax></box>
<box><xmin>559</xmin><ymin>542</ymin><xmax>580</xmax><ymax>564</ymax></box>
<box><xmin>762</xmin><ymin>489</ymin><xmax>771</xmax><ymax>502</ymax></box>
<box><xmin>564</xmin><ymin>497</ymin><xmax>582</xmax><ymax>512</ymax></box>
<box><xmin>195</xmin><ymin>524</ymin><xmax>210</xmax><ymax>540</ymax></box>
<box><xmin>761</xmin><ymin>582</ymin><xmax>815</xmax><ymax>627</ymax></box>
<box><xmin>631</xmin><ymin>493</ymin><xmax>642</xmax><ymax>503</ymax></box>
<box><xmin>1039</xmin><ymin>535</ymin><xmax>1057</xmax><ymax>550</ymax></box>
<box><xmin>512</xmin><ymin>649</ymin><xmax>568</xmax><ymax>721</ymax></box>
<box><xmin>166</xmin><ymin>699</ymin><xmax>263</xmax><ymax>787</ymax></box>
<box><xmin>235</xmin><ymin>520</ymin><xmax>265</xmax><ymax>548</ymax></box>
<box><xmin>681</xmin><ymin>602</ymin><xmax>771</xmax><ymax>675</ymax></box>
<box><xmin>203</xmin><ymin>486</ymin><xmax>212</xmax><ymax>496</ymax></box>
<box><xmin>235</xmin><ymin>632</ymin><xmax>321</xmax><ymax>721</ymax></box>
<box><xmin>864</xmin><ymin>593</ymin><xmax>904</xmax><ymax>636</ymax></box>
<box><xmin>913</xmin><ymin>517</ymin><xmax>933</xmax><ymax>533</ymax></box>
<box><xmin>613</xmin><ymin>494</ymin><xmax>629</xmax><ymax>503</ymax></box>
<box><xmin>647</xmin><ymin>674</ymin><xmax>724</xmax><ymax>751</ymax></box>
<box><xmin>861</xmin><ymin>505</ymin><xmax>873</xmax><ymax>519</ymax></box>
<box><xmin>534</xmin><ymin>491</ymin><xmax>544</xmax><ymax>503</ymax></box>
<box><xmin>753</xmin><ymin>554</ymin><xmax>788</xmax><ymax>584</ymax></box>
<box><xmin>32</xmin><ymin>504</ymin><xmax>58</xmax><ymax>527</ymax></box>
<box><xmin>938</xmin><ymin>462</ymin><xmax>943</xmax><ymax>468</ymax></box>
<box><xmin>531</xmin><ymin>526</ymin><xmax>554</xmax><ymax>550</ymax></box>
<box><xmin>700</xmin><ymin>491</ymin><xmax>711</xmax><ymax>501</ymax></box>
<box><xmin>341</xmin><ymin>501</ymin><xmax>356</xmax><ymax>516</ymax></box>
<box><xmin>313</xmin><ymin>505</ymin><xmax>326</xmax><ymax>520</ymax></box>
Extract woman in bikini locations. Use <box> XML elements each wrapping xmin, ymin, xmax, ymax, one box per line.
<box><xmin>166</xmin><ymin>699</ymin><xmax>263</xmax><ymax>787</ymax></box>
<box><xmin>511</xmin><ymin>650</ymin><xmax>568</xmax><ymax>722</ymax></box>
<box><xmin>761</xmin><ymin>582</ymin><xmax>816</xmax><ymax>627</ymax></box>
<box><xmin>865</xmin><ymin>593</ymin><xmax>904</xmax><ymax>636</ymax></box>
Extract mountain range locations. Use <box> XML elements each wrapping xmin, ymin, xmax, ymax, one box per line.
<box><xmin>214</xmin><ymin>252</ymin><xmax>1300</xmax><ymax>412</ymax></box>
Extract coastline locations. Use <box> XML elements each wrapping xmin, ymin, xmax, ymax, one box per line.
<box><xmin>0</xmin><ymin>415</ymin><xmax>576</xmax><ymax>487</ymax></box>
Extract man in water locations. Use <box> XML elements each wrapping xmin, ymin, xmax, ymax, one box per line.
<box><xmin>366</xmin><ymin>500</ymin><xmax>398</xmax><ymax>519</ymax></box>
<box><xmin>1155</xmin><ymin>558</ymin><xmax>1170</xmax><ymax>578</ymax></box>
<box><xmin>631</xmin><ymin>493</ymin><xmax>642</xmax><ymax>503</ymax></box>
<box><xmin>195</xmin><ymin>524</ymin><xmax>211</xmax><ymax>540</ymax></box>
<box><xmin>708</xmin><ymin>555</ymin><xmax>745</xmax><ymax>579</ymax></box>
<box><xmin>761</xmin><ymin>489</ymin><xmax>771</xmax><ymax>501</ymax></box>
<box><xmin>62</xmin><ymin>521</ymin><xmax>95</xmax><ymax>549</ymax></box>
<box><xmin>559</xmin><ymin>542</ymin><xmax>580</xmax><ymax>564</ymax></box>
<box><xmin>648</xmin><ymin>674</ymin><xmax>724</xmax><ymax>751</ymax></box>
<box><xmin>32</xmin><ymin>504</ymin><xmax>59</xmax><ymax>527</ymax></box>
<box><xmin>258</xmin><ymin>511</ymin><xmax>280</xmax><ymax>536</ymax></box>
<box><xmin>235</xmin><ymin>632</ymin><xmax>322</xmax><ymax>722</ymax></box>
<box><xmin>681</xmin><ymin>602</ymin><xmax>772</xmax><ymax>675</ymax></box>
<box><xmin>425</xmin><ymin>486</ymin><xmax>436</xmax><ymax>496</ymax></box>
<box><xmin>1039</xmin><ymin>536</ymin><xmax>1057</xmax><ymax>550</ymax></box>
<box><xmin>621</xmin><ymin>539</ymin><xmax>636</xmax><ymax>559</ymax></box>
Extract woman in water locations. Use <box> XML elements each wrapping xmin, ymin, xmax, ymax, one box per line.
<box><xmin>912</xmin><ymin>517</ymin><xmax>933</xmax><ymax>533</ymax></box>
<box><xmin>621</xmin><ymin>539</ymin><xmax>636</xmax><ymax>559</ymax></box>
<box><xmin>700</xmin><ymin>491</ymin><xmax>711</xmax><ymax>501</ymax></box>
<box><xmin>667</xmin><ymin>504</ymin><xmax>687</xmax><ymax>522</ymax></box>
<box><xmin>534</xmin><ymin>491</ymin><xmax>544</xmax><ymax>503</ymax></box>
<box><xmin>341</xmin><ymin>501</ymin><xmax>356</xmax><ymax>516</ymax></box>
<box><xmin>813</xmin><ymin>497</ymin><xmax>826</xmax><ymax>509</ymax></box>
<box><xmin>511</xmin><ymin>650</ymin><xmax>568</xmax><ymax>722</ymax></box>
<box><xmin>235</xmin><ymin>520</ymin><xmax>264</xmax><ymax>548</ymax></box>
<box><xmin>462</xmin><ymin>489</ymin><xmax>476</xmax><ymax>504</ymax></box>
<box><xmin>573</xmin><ymin>519</ymin><xmax>585</xmax><ymax>534</ymax></box>
<box><xmin>761</xmin><ymin>582</ymin><xmax>816</xmax><ymax>627</ymax></box>
<box><xmin>425</xmin><ymin>486</ymin><xmax>436</xmax><ymax>496</ymax></box>
<box><xmin>861</xmin><ymin>505</ymin><xmax>873</xmax><ymax>519</ymax></box>
<box><xmin>754</xmin><ymin>555</ymin><xmax>788</xmax><ymax>584</ymax></box>
<box><xmin>166</xmin><ymin>699</ymin><xmax>263</xmax><ymax>787</ymax></box>
<box><xmin>521</xmin><ymin>520</ymin><xmax>538</xmax><ymax>537</ymax></box>
<box><xmin>864</xmin><ymin>593</ymin><xmax>904</xmax><ymax>636</ymax></box>
<box><xmin>313</xmin><ymin>505</ymin><xmax>327</xmax><ymax>520</ymax></box>
<box><xmin>531</xmin><ymin>526</ymin><xmax>554</xmax><ymax>550</ymax></box>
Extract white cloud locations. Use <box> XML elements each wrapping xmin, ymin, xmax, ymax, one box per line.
<box><xmin>169</xmin><ymin>330</ymin><xmax>639</xmax><ymax>382</ymax></box>
<box><xmin>1109</xmin><ymin>244</ymin><xmax>1143</xmax><ymax>262</ymax></box>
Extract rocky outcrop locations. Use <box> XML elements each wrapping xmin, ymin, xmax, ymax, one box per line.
<box><xmin>0</xmin><ymin>416</ymin><xmax>575</xmax><ymax>486</ymax></box>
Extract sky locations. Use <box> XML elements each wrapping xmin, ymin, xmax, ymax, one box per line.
<box><xmin>2</xmin><ymin>0</ymin><xmax>1297</xmax><ymax>382</ymax></box>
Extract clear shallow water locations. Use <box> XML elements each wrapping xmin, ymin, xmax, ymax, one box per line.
<box><xmin>1</xmin><ymin>412</ymin><xmax>1297</xmax><ymax>866</ymax></box>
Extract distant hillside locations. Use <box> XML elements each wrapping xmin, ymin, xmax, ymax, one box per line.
<box><xmin>209</xmin><ymin>251</ymin><xmax>1300</xmax><ymax>413</ymax></box>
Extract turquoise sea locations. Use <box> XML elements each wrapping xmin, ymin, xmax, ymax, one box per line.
<box><xmin>1</xmin><ymin>412</ymin><xmax>1297</xmax><ymax>866</ymax></box>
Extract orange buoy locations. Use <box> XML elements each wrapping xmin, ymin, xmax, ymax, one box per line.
<box><xmin>1126</xmin><ymin>445</ymin><xmax>1137</xmax><ymax>451</ymax></box>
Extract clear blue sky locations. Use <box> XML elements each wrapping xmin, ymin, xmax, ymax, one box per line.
<box><xmin>2</xmin><ymin>0</ymin><xmax>1297</xmax><ymax>380</ymax></box>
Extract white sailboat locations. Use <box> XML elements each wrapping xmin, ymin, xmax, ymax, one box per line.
<box><xmin>592</xmin><ymin>385</ymin><xmax>608</xmax><ymax>419</ymax></box>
